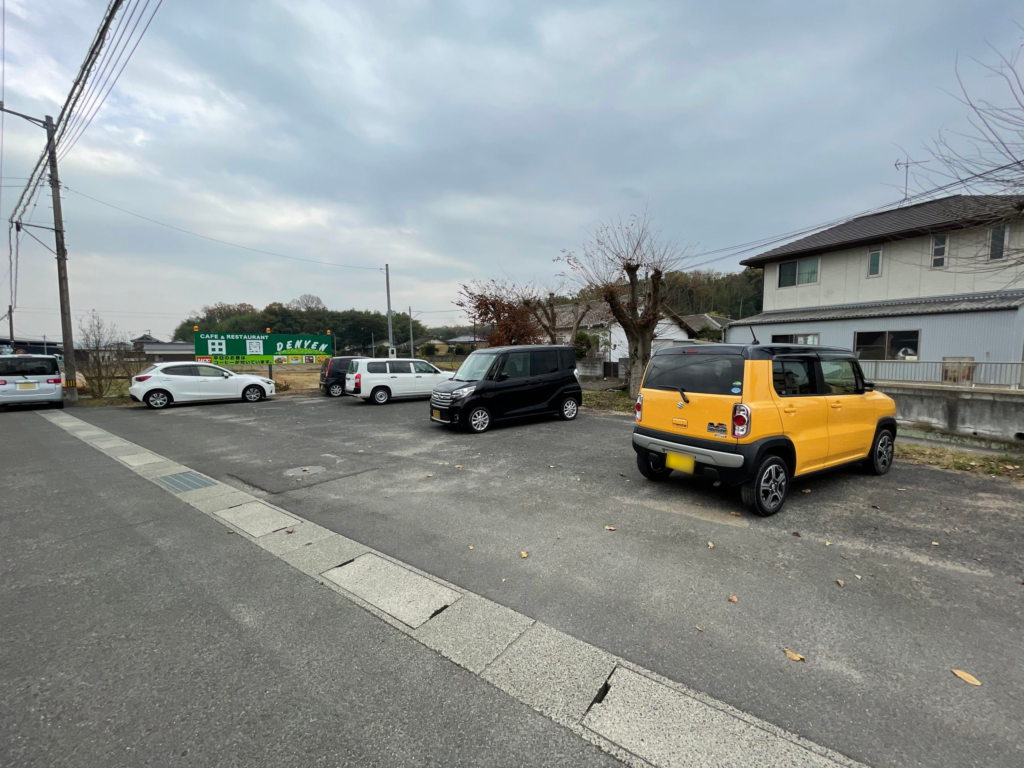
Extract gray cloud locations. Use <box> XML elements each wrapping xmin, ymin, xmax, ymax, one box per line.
<box><xmin>4</xmin><ymin>0</ymin><xmax>1020</xmax><ymax>339</ymax></box>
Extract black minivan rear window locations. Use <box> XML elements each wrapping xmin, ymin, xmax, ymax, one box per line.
<box><xmin>644</xmin><ymin>354</ymin><xmax>744</xmax><ymax>396</ymax></box>
<box><xmin>0</xmin><ymin>357</ymin><xmax>59</xmax><ymax>376</ymax></box>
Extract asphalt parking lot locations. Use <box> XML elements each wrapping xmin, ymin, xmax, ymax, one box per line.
<box><xmin>21</xmin><ymin>395</ymin><xmax>1024</xmax><ymax>768</ymax></box>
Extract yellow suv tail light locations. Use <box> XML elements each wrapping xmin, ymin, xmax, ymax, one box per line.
<box><xmin>732</xmin><ymin>403</ymin><xmax>751</xmax><ymax>438</ymax></box>
<box><xmin>635</xmin><ymin>393</ymin><xmax>643</xmax><ymax>423</ymax></box>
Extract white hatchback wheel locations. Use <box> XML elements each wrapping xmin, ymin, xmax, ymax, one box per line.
<box><xmin>146</xmin><ymin>390</ymin><xmax>170</xmax><ymax>409</ymax></box>
<box><xmin>243</xmin><ymin>385</ymin><xmax>263</xmax><ymax>402</ymax></box>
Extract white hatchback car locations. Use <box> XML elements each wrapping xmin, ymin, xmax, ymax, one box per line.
<box><xmin>345</xmin><ymin>358</ymin><xmax>451</xmax><ymax>404</ymax></box>
<box><xmin>130</xmin><ymin>362</ymin><xmax>275</xmax><ymax>409</ymax></box>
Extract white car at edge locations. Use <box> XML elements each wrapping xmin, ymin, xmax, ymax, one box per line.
<box><xmin>129</xmin><ymin>362</ymin><xmax>275</xmax><ymax>409</ymax></box>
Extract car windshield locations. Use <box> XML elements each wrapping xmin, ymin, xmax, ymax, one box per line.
<box><xmin>453</xmin><ymin>352</ymin><xmax>498</xmax><ymax>382</ymax></box>
<box><xmin>0</xmin><ymin>357</ymin><xmax>59</xmax><ymax>376</ymax></box>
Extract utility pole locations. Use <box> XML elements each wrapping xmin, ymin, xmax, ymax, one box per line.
<box><xmin>384</xmin><ymin>263</ymin><xmax>394</xmax><ymax>354</ymax></box>
<box><xmin>6</xmin><ymin>305</ymin><xmax>12</xmax><ymax>347</ymax></box>
<box><xmin>409</xmin><ymin>306</ymin><xmax>414</xmax><ymax>358</ymax></box>
<box><xmin>44</xmin><ymin>115</ymin><xmax>78</xmax><ymax>403</ymax></box>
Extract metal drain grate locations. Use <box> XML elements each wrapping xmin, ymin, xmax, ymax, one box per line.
<box><xmin>152</xmin><ymin>471</ymin><xmax>219</xmax><ymax>494</ymax></box>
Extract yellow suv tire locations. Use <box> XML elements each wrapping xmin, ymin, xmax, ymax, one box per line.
<box><xmin>636</xmin><ymin>451</ymin><xmax>674</xmax><ymax>481</ymax></box>
<box><xmin>742</xmin><ymin>455</ymin><xmax>789</xmax><ymax>516</ymax></box>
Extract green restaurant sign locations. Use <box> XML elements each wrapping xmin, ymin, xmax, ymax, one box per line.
<box><xmin>194</xmin><ymin>333</ymin><xmax>332</xmax><ymax>366</ymax></box>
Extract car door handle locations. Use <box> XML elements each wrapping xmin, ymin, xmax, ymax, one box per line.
<box><xmin>391</xmin><ymin>375</ymin><xmax>398</xmax><ymax>378</ymax></box>
<box><xmin>830</xmin><ymin>403</ymin><xmax>843</xmax><ymax>409</ymax></box>
<box><xmin>415</xmin><ymin>375</ymin><xmax>422</xmax><ymax>378</ymax></box>
<box><xmin>783</xmin><ymin>407</ymin><xmax>797</xmax><ymax>414</ymax></box>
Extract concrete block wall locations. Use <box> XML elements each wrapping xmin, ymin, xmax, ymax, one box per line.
<box><xmin>879</xmin><ymin>383</ymin><xmax>1024</xmax><ymax>442</ymax></box>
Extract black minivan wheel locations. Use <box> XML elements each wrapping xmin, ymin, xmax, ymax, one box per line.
<box><xmin>741</xmin><ymin>455</ymin><xmax>789</xmax><ymax>516</ymax></box>
<box><xmin>558</xmin><ymin>397</ymin><xmax>579</xmax><ymax>421</ymax></box>
<box><xmin>636</xmin><ymin>451</ymin><xmax>673</xmax><ymax>480</ymax></box>
<box><xmin>465</xmin><ymin>406</ymin><xmax>491</xmax><ymax>433</ymax></box>
<box><xmin>327</xmin><ymin>382</ymin><xmax>345</xmax><ymax>397</ymax></box>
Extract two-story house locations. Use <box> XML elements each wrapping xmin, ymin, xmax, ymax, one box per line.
<box><xmin>724</xmin><ymin>195</ymin><xmax>1024</xmax><ymax>374</ymax></box>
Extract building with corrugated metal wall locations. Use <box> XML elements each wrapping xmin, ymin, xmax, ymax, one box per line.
<box><xmin>725</xmin><ymin>196</ymin><xmax>1024</xmax><ymax>383</ymax></box>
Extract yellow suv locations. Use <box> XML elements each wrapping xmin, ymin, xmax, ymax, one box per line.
<box><xmin>632</xmin><ymin>344</ymin><xmax>897</xmax><ymax>516</ymax></box>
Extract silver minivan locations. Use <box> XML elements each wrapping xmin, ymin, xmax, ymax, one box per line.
<box><xmin>0</xmin><ymin>355</ymin><xmax>64</xmax><ymax>409</ymax></box>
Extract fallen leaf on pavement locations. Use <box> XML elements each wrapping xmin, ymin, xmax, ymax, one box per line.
<box><xmin>897</xmin><ymin>488</ymin><xmax>906</xmax><ymax>491</ymax></box>
<box><xmin>731</xmin><ymin>511</ymin><xmax>742</xmax><ymax>517</ymax></box>
<box><xmin>619</xmin><ymin>473</ymin><xmax>627</xmax><ymax>477</ymax></box>
<box><xmin>836</xmin><ymin>579</ymin><xmax>845</xmax><ymax>587</ymax></box>
<box><xmin>952</xmin><ymin>669</ymin><xmax>981</xmax><ymax>686</ymax></box>
<box><xmin>707</xmin><ymin>542</ymin><xmax>714</xmax><ymax>549</ymax></box>
<box><xmin>502</xmin><ymin>578</ymin><xmax>506</xmax><ymax>582</ymax></box>
<box><xmin>455</xmin><ymin>465</ymin><xmax>464</xmax><ymax>469</ymax></box>
<box><xmin>549</xmin><ymin>465</ymin><xmax>556</xmax><ymax>468</ymax></box>
<box><xmin>728</xmin><ymin>595</ymin><xmax>738</xmax><ymax>602</ymax></box>
<box><xmin>285</xmin><ymin>529</ymin><xmax>294</xmax><ymax>535</ymax></box>
<box><xmin>520</xmin><ymin>551</ymin><xmax>528</xmax><ymax>558</ymax></box>
<box><xmin>792</xmin><ymin>531</ymin><xmax>801</xmax><ymax>537</ymax></box>
<box><xmin>604</xmin><ymin>526</ymin><xmax>616</xmax><ymax>531</ymax></box>
<box><xmin>825</xmin><ymin>541</ymin><xmax>832</xmax><ymax>546</ymax></box>
<box><xmin>784</xmin><ymin>648</ymin><xmax>806</xmax><ymax>662</ymax></box>
<box><xmin>871</xmin><ymin>505</ymin><xmax>880</xmax><ymax>510</ymax></box>
<box><xmin>855</xmin><ymin>574</ymin><xmax>862</xmax><ymax>579</ymax></box>
<box><xmin>357</xmin><ymin>450</ymin><xmax>364</xmax><ymax>453</ymax></box>
<box><xmin>932</xmin><ymin>541</ymin><xmax>939</xmax><ymax>546</ymax></box>
<box><xmin>696</xmin><ymin>625</ymin><xmax>703</xmax><ymax>632</ymax></box>
<box><xmin>426</xmin><ymin>474</ymin><xmax>434</xmax><ymax>478</ymax></box>
<box><xmin>468</xmin><ymin>546</ymin><xmax>474</xmax><ymax>550</ymax></box>
<box><xmin>227</xmin><ymin>530</ymin><xmax>235</xmax><ymax>535</ymax></box>
<box><xmin>801</xmin><ymin>489</ymin><xmax>811</xmax><ymax>494</ymax></box>
<box><xmin>1004</xmin><ymin>465</ymin><xmax>1016</xmax><ymax>470</ymax></box>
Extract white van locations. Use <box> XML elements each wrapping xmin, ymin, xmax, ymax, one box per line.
<box><xmin>0</xmin><ymin>355</ymin><xmax>64</xmax><ymax>409</ymax></box>
<box><xmin>346</xmin><ymin>358</ymin><xmax>452</xmax><ymax>404</ymax></box>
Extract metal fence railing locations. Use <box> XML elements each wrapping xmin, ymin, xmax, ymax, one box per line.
<box><xmin>858</xmin><ymin>360</ymin><xmax>1024</xmax><ymax>390</ymax></box>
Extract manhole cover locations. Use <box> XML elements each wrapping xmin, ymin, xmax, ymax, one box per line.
<box><xmin>285</xmin><ymin>465</ymin><xmax>325</xmax><ymax>477</ymax></box>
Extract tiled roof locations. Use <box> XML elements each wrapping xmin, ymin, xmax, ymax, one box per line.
<box><xmin>552</xmin><ymin>300</ymin><xmax>616</xmax><ymax>329</ymax></box>
<box><xmin>741</xmin><ymin>195</ymin><xmax>1024</xmax><ymax>267</ymax></box>
<box><xmin>672</xmin><ymin>313</ymin><xmax>728</xmax><ymax>333</ymax></box>
<box><xmin>726</xmin><ymin>290</ymin><xmax>1024</xmax><ymax>326</ymax></box>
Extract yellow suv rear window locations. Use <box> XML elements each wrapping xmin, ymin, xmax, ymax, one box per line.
<box><xmin>644</xmin><ymin>353</ymin><xmax>744</xmax><ymax>395</ymax></box>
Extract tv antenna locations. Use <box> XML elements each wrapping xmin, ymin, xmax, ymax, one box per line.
<box><xmin>894</xmin><ymin>157</ymin><xmax>927</xmax><ymax>202</ymax></box>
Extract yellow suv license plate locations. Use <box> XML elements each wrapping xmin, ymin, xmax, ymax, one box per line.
<box><xmin>431</xmin><ymin>409</ymin><xmax>442</xmax><ymax>420</ymax></box>
<box><xmin>665</xmin><ymin>451</ymin><xmax>695</xmax><ymax>474</ymax></box>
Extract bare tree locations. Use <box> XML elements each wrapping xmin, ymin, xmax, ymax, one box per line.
<box><xmin>561</xmin><ymin>210</ymin><xmax>692</xmax><ymax>396</ymax></box>
<box><xmin>922</xmin><ymin>29</ymin><xmax>1024</xmax><ymax>276</ymax></box>
<box><xmin>517</xmin><ymin>282</ymin><xmax>592</xmax><ymax>345</ymax></box>
<box><xmin>77</xmin><ymin>311</ymin><xmax>145</xmax><ymax>399</ymax></box>
<box><xmin>287</xmin><ymin>294</ymin><xmax>327</xmax><ymax>312</ymax></box>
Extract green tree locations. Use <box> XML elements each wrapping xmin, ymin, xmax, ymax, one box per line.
<box><xmin>423</xmin><ymin>343</ymin><xmax>437</xmax><ymax>356</ymax></box>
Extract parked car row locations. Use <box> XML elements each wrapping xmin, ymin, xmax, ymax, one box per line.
<box><xmin>17</xmin><ymin>338</ymin><xmax>894</xmax><ymax>518</ymax></box>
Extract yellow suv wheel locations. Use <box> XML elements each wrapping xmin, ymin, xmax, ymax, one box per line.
<box><xmin>742</xmin><ymin>455</ymin><xmax>789</xmax><ymax>516</ymax></box>
<box><xmin>636</xmin><ymin>451</ymin><xmax>673</xmax><ymax>481</ymax></box>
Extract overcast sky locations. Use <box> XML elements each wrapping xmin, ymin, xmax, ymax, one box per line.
<box><xmin>2</xmin><ymin>0</ymin><xmax>1020</xmax><ymax>340</ymax></box>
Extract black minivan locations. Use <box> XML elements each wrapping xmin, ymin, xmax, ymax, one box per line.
<box><xmin>319</xmin><ymin>356</ymin><xmax>365</xmax><ymax>397</ymax></box>
<box><xmin>429</xmin><ymin>345</ymin><xmax>582</xmax><ymax>433</ymax></box>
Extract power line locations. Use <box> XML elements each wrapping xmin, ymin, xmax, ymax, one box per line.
<box><xmin>56</xmin><ymin>0</ymin><xmax>139</xmax><ymax>154</ymax></box>
<box><xmin>61</xmin><ymin>184</ymin><xmax>383</xmax><ymax>271</ymax></box>
<box><xmin>59</xmin><ymin>0</ymin><xmax>160</xmax><ymax>161</ymax></box>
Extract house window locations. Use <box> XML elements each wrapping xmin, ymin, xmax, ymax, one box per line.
<box><xmin>989</xmin><ymin>225</ymin><xmax>1007</xmax><ymax>261</ymax></box>
<box><xmin>777</xmin><ymin>257</ymin><xmax>819</xmax><ymax>287</ymax></box>
<box><xmin>931</xmin><ymin>234</ymin><xmax>947</xmax><ymax>268</ymax></box>
<box><xmin>854</xmin><ymin>330</ymin><xmax>920</xmax><ymax>360</ymax></box>
<box><xmin>771</xmin><ymin>333</ymin><xmax>820</xmax><ymax>345</ymax></box>
<box><xmin>867</xmin><ymin>246</ymin><xmax>882</xmax><ymax>278</ymax></box>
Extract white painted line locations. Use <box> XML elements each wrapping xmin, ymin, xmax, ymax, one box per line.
<box><xmin>323</xmin><ymin>553</ymin><xmax>461</xmax><ymax>629</ymax></box>
<box><xmin>415</xmin><ymin>593</ymin><xmax>534</xmax><ymax>674</ymax></box>
<box><xmin>482</xmin><ymin>622</ymin><xmax>618</xmax><ymax>727</ymax></box>
<box><xmin>584</xmin><ymin>667</ymin><xmax>839</xmax><ymax>768</ymax></box>
<box><xmin>215</xmin><ymin>501</ymin><xmax>298</xmax><ymax>538</ymax></box>
<box><xmin>119</xmin><ymin>452</ymin><xmax>165</xmax><ymax>468</ymax></box>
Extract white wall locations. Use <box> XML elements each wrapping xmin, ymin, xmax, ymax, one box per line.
<box><xmin>609</xmin><ymin>320</ymin><xmax>690</xmax><ymax>358</ymax></box>
<box><xmin>763</xmin><ymin>222</ymin><xmax>1023</xmax><ymax>311</ymax></box>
